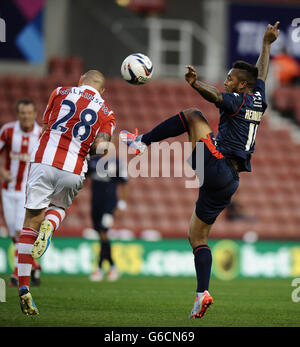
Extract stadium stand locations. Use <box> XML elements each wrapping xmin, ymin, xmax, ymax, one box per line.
<box><xmin>0</xmin><ymin>57</ymin><xmax>299</xmax><ymax>240</ymax></box>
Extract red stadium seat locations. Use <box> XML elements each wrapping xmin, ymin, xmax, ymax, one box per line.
<box><xmin>272</xmin><ymin>86</ymin><xmax>293</xmax><ymax>112</ymax></box>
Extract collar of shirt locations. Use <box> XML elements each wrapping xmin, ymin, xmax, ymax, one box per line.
<box><xmin>79</xmin><ymin>84</ymin><xmax>101</xmax><ymax>98</ymax></box>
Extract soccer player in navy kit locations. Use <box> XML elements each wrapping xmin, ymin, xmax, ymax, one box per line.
<box><xmin>120</xmin><ymin>22</ymin><xmax>280</xmax><ymax>318</ymax></box>
<box><xmin>88</xmin><ymin>148</ymin><xmax>128</xmax><ymax>282</ymax></box>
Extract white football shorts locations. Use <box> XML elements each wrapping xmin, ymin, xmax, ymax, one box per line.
<box><xmin>25</xmin><ymin>162</ymin><xmax>84</xmax><ymax>210</ymax></box>
<box><xmin>1</xmin><ymin>189</ymin><xmax>26</xmax><ymax>237</ymax></box>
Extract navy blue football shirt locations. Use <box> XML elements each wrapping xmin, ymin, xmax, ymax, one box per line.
<box><xmin>215</xmin><ymin>78</ymin><xmax>267</xmax><ymax>172</ymax></box>
<box><xmin>88</xmin><ymin>155</ymin><xmax>128</xmax><ymax>211</ymax></box>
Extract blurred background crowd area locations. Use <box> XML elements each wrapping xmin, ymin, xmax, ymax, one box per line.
<box><xmin>0</xmin><ymin>0</ymin><xmax>300</xmax><ymax>241</ymax></box>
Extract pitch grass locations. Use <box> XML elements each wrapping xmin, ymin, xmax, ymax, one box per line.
<box><xmin>0</xmin><ymin>275</ymin><xmax>299</xmax><ymax>327</ymax></box>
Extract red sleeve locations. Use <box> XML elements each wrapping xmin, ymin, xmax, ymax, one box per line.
<box><xmin>0</xmin><ymin>125</ymin><xmax>7</xmax><ymax>153</ymax></box>
<box><xmin>101</xmin><ymin>112</ymin><xmax>116</xmax><ymax>137</ymax></box>
<box><xmin>42</xmin><ymin>88</ymin><xmax>58</xmax><ymax>124</ymax></box>
<box><xmin>98</xmin><ymin>101</ymin><xmax>116</xmax><ymax>137</ymax></box>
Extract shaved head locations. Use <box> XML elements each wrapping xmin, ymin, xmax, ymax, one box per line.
<box><xmin>79</xmin><ymin>70</ymin><xmax>105</xmax><ymax>93</ymax></box>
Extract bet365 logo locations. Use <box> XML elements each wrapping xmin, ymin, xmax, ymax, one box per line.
<box><xmin>291</xmin><ymin>18</ymin><xmax>300</xmax><ymax>43</ymax></box>
<box><xmin>0</xmin><ymin>17</ymin><xmax>6</xmax><ymax>42</ymax></box>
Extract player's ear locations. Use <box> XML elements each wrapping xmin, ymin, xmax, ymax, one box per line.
<box><xmin>100</xmin><ymin>87</ymin><xmax>105</xmax><ymax>94</ymax></box>
<box><xmin>238</xmin><ymin>80</ymin><xmax>247</xmax><ymax>91</ymax></box>
<box><xmin>78</xmin><ymin>75</ymin><xmax>84</xmax><ymax>86</ymax></box>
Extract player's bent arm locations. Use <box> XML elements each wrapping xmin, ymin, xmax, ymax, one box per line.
<box><xmin>185</xmin><ymin>65</ymin><xmax>223</xmax><ymax>105</ymax></box>
<box><xmin>191</xmin><ymin>80</ymin><xmax>223</xmax><ymax>105</ymax></box>
<box><xmin>90</xmin><ymin>132</ymin><xmax>111</xmax><ymax>157</ymax></box>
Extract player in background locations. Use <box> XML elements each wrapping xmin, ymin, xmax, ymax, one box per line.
<box><xmin>0</xmin><ymin>98</ymin><xmax>41</xmax><ymax>287</ymax></box>
<box><xmin>88</xmin><ymin>138</ymin><xmax>128</xmax><ymax>282</ymax></box>
<box><xmin>17</xmin><ymin>70</ymin><xmax>116</xmax><ymax>315</ymax></box>
<box><xmin>120</xmin><ymin>22</ymin><xmax>280</xmax><ymax>319</ymax></box>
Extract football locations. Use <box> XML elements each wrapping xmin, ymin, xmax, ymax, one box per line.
<box><xmin>121</xmin><ymin>53</ymin><xmax>153</xmax><ymax>85</ymax></box>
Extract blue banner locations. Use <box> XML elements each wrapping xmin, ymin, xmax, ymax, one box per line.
<box><xmin>0</xmin><ymin>0</ymin><xmax>45</xmax><ymax>63</ymax></box>
<box><xmin>228</xmin><ymin>3</ymin><xmax>300</xmax><ymax>67</ymax></box>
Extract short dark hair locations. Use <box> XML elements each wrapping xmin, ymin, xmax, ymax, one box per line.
<box><xmin>16</xmin><ymin>98</ymin><xmax>36</xmax><ymax>113</ymax></box>
<box><xmin>232</xmin><ymin>60</ymin><xmax>258</xmax><ymax>89</ymax></box>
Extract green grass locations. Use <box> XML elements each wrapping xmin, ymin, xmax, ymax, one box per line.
<box><xmin>0</xmin><ymin>275</ymin><xmax>299</xmax><ymax>327</ymax></box>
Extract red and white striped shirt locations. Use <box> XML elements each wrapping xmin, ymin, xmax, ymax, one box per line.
<box><xmin>0</xmin><ymin>121</ymin><xmax>41</xmax><ymax>192</ymax></box>
<box><xmin>31</xmin><ymin>85</ymin><xmax>116</xmax><ymax>176</ymax></box>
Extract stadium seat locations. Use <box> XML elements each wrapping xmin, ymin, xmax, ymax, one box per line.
<box><xmin>272</xmin><ymin>86</ymin><xmax>293</xmax><ymax>112</ymax></box>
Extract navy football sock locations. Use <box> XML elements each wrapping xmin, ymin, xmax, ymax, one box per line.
<box><xmin>140</xmin><ymin>112</ymin><xmax>189</xmax><ymax>146</ymax></box>
<box><xmin>193</xmin><ymin>244</ymin><xmax>212</xmax><ymax>293</ymax></box>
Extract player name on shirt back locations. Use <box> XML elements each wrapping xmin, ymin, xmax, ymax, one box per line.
<box><xmin>244</xmin><ymin>109</ymin><xmax>263</xmax><ymax>122</ymax></box>
<box><xmin>59</xmin><ymin>87</ymin><xmax>104</xmax><ymax>106</ymax></box>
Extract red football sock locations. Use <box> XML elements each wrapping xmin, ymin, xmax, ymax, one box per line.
<box><xmin>45</xmin><ymin>206</ymin><xmax>66</xmax><ymax>232</ymax></box>
<box><xmin>17</xmin><ymin>227</ymin><xmax>38</xmax><ymax>290</ymax></box>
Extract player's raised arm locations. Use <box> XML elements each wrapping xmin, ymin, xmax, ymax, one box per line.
<box><xmin>256</xmin><ymin>21</ymin><xmax>280</xmax><ymax>82</ymax></box>
<box><xmin>185</xmin><ymin>65</ymin><xmax>223</xmax><ymax>105</ymax></box>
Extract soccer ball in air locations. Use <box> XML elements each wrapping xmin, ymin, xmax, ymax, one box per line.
<box><xmin>121</xmin><ymin>53</ymin><xmax>153</xmax><ymax>85</ymax></box>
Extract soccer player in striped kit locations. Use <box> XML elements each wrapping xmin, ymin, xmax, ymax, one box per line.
<box><xmin>17</xmin><ymin>70</ymin><xmax>116</xmax><ymax>315</ymax></box>
<box><xmin>0</xmin><ymin>98</ymin><xmax>41</xmax><ymax>287</ymax></box>
<box><xmin>121</xmin><ymin>22</ymin><xmax>280</xmax><ymax>319</ymax></box>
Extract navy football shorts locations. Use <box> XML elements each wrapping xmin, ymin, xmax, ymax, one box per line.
<box><xmin>192</xmin><ymin>132</ymin><xmax>239</xmax><ymax>225</ymax></box>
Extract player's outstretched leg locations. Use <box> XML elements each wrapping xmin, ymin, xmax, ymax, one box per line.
<box><xmin>120</xmin><ymin>108</ymin><xmax>212</xmax><ymax>154</ymax></box>
<box><xmin>120</xmin><ymin>111</ymin><xmax>188</xmax><ymax>153</ymax></box>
